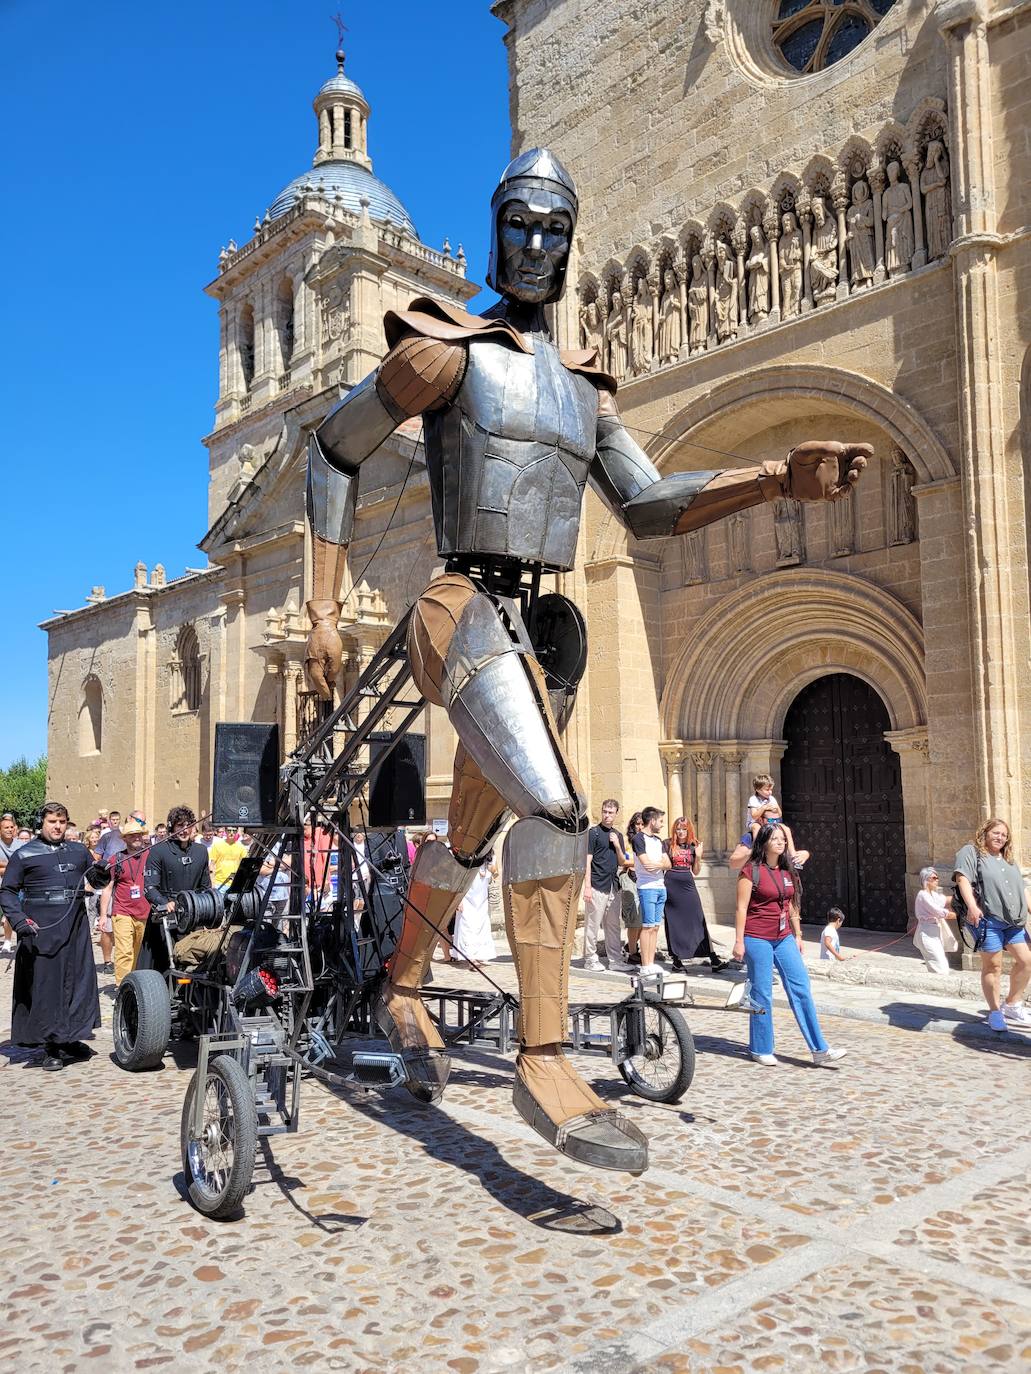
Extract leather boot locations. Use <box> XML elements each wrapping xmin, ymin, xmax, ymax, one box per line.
<box><xmin>375</xmin><ymin>839</ymin><xmax>476</xmax><ymax>1103</ymax></box>
<box><xmin>504</xmin><ymin>818</ymin><xmax>648</xmax><ymax>1175</ymax></box>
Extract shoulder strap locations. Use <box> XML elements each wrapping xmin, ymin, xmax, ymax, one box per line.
<box><xmin>751</xmin><ymin>862</ymin><xmax>761</xmax><ymax>896</ymax></box>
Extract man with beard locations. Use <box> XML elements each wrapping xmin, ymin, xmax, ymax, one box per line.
<box><xmin>141</xmin><ymin>805</ymin><xmax>212</xmax><ymax>972</ymax></box>
<box><xmin>0</xmin><ymin>801</ymin><xmax>103</xmax><ymax>1069</ymax></box>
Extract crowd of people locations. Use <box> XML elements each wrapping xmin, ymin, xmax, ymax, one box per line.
<box><xmin>0</xmin><ymin>786</ymin><xmax>1028</xmax><ymax>1070</ymax></box>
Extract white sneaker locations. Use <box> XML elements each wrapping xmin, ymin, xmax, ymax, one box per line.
<box><xmin>638</xmin><ymin>963</ymin><xmax>663</xmax><ymax>976</ymax></box>
<box><xmin>1</xmin><ymin>940</ymin><xmax>13</xmax><ymax>954</ymax></box>
<box><xmin>751</xmin><ymin>1052</ymin><xmax>778</xmax><ymax>1066</ymax></box>
<box><xmin>582</xmin><ymin>956</ymin><xmax>605</xmax><ymax>972</ymax></box>
<box><xmin>1001</xmin><ymin>1002</ymin><xmax>1031</xmax><ymax>1026</ymax></box>
<box><xmin>987</xmin><ymin>1009</ymin><xmax>1007</xmax><ymax>1031</ymax></box>
<box><xmin>812</xmin><ymin>1047</ymin><xmax>848</xmax><ymax>1065</ymax></box>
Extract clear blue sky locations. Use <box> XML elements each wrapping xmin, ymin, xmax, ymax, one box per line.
<box><xmin>0</xmin><ymin>0</ymin><xmax>509</xmax><ymax>768</ymax></box>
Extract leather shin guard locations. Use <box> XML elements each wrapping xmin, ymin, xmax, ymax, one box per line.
<box><xmin>390</xmin><ymin>839</ymin><xmax>478</xmax><ymax>990</ymax></box>
<box><xmin>502</xmin><ymin>817</ymin><xmax>588</xmax><ymax>1047</ymax></box>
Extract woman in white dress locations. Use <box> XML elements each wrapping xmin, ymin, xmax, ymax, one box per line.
<box><xmin>910</xmin><ymin>866</ymin><xmax>956</xmax><ymax>974</ymax></box>
<box><xmin>451</xmin><ymin>855</ymin><xmax>497</xmax><ymax>965</ymax></box>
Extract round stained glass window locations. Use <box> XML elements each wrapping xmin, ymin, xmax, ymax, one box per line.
<box><xmin>772</xmin><ymin>0</ymin><xmax>897</xmax><ymax>75</ymax></box>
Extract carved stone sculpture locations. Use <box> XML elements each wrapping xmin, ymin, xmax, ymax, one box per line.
<box><xmin>846</xmin><ymin>179</ymin><xmax>876</xmax><ymax>289</ymax></box>
<box><xmin>713</xmin><ymin>240</ymin><xmax>738</xmax><ymax>343</ymax></box>
<box><xmin>682</xmin><ymin>529</ymin><xmax>707</xmax><ymax>585</ymax></box>
<box><xmin>579</xmin><ymin>299</ymin><xmax>603</xmax><ymax>356</ymax></box>
<box><xmin>746</xmin><ymin>225</ymin><xmax>769</xmax><ymax>321</ymax></box>
<box><xmin>687</xmin><ymin>254</ymin><xmax>708</xmax><ymax>353</ymax></box>
<box><xmin>629</xmin><ymin>277</ymin><xmax>652</xmax><ymax>376</ymax></box>
<box><xmin>887</xmin><ymin>447</ymin><xmax>917</xmax><ymax>546</ymax></box>
<box><xmin>883</xmin><ymin>161</ymin><xmax>915</xmax><ymax>278</ymax></box>
<box><xmin>920</xmin><ymin>140</ymin><xmax>952</xmax><ymax>261</ymax></box>
<box><xmin>774</xmin><ymin>497</ymin><xmax>805</xmax><ymax>565</ymax></box>
<box><xmin>809</xmin><ymin>196</ymin><xmax>839</xmax><ymax>305</ymax></box>
<box><xmin>657</xmin><ymin>269</ymin><xmax>682</xmax><ymax>365</ymax></box>
<box><xmin>778</xmin><ymin>212</ymin><xmax>803</xmax><ymax>317</ymax></box>
<box><xmin>830</xmin><ymin>487</ymin><xmax>856</xmax><ymax>557</ymax></box>
<box><xmin>729</xmin><ymin>510</ymin><xmax>751</xmax><ymax>574</ymax></box>
<box><xmin>605</xmin><ymin>289</ymin><xmax>628</xmax><ymax>379</ymax></box>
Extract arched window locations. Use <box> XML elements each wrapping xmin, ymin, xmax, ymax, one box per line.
<box><xmin>171</xmin><ymin>625</ymin><xmax>202</xmax><ymax>713</ymax></box>
<box><xmin>772</xmin><ymin>1</ymin><xmax>897</xmax><ymax>75</ymax></box>
<box><xmin>276</xmin><ymin>277</ymin><xmax>295</xmax><ymax>372</ymax></box>
<box><xmin>79</xmin><ymin>676</ymin><xmax>103</xmax><ymax>756</ymax></box>
<box><xmin>239</xmin><ymin>304</ymin><xmax>255</xmax><ymax>390</ymax></box>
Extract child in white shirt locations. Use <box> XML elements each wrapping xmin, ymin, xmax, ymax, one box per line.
<box><xmin>746</xmin><ymin>774</ymin><xmax>810</xmax><ymax>869</ymax></box>
<box><xmin>820</xmin><ymin>907</ymin><xmax>850</xmax><ymax>962</ymax></box>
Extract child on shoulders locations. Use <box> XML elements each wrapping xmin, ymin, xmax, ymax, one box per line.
<box><xmin>745</xmin><ymin>774</ymin><xmax>810</xmax><ymax>871</ymax></box>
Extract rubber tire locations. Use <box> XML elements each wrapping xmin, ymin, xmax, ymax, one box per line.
<box><xmin>180</xmin><ymin>1054</ymin><xmax>257</xmax><ymax>1219</ymax></box>
<box><xmin>112</xmin><ymin>970</ymin><xmax>171</xmax><ymax>1071</ymax></box>
<box><xmin>617</xmin><ymin>1001</ymin><xmax>695</xmax><ymax>1103</ymax></box>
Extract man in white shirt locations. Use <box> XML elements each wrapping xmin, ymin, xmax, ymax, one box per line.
<box><xmin>630</xmin><ymin>807</ymin><xmax>671</xmax><ymax>975</ymax></box>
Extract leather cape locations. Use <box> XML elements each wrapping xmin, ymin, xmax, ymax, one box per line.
<box><xmin>383</xmin><ymin>296</ymin><xmax>617</xmax><ymax>393</ymax></box>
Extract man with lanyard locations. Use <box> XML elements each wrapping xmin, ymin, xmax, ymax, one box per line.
<box><xmin>0</xmin><ymin>811</ymin><xmax>25</xmax><ymax>955</ymax></box>
<box><xmin>91</xmin><ymin>818</ymin><xmax>151</xmax><ymax>985</ymax></box>
<box><xmin>0</xmin><ymin>801</ymin><xmax>105</xmax><ymax>1069</ymax></box>
<box><xmin>141</xmin><ymin>805</ymin><xmax>212</xmax><ymax>972</ymax></box>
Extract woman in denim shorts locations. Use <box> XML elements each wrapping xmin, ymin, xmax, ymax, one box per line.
<box><xmin>953</xmin><ymin>818</ymin><xmax>1031</xmax><ymax>1031</ymax></box>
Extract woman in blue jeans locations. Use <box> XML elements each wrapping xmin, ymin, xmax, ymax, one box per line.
<box><xmin>732</xmin><ymin>823</ymin><xmax>847</xmax><ymax>1067</ymax></box>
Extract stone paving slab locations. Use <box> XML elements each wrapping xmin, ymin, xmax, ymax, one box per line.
<box><xmin>1</xmin><ymin>952</ymin><xmax>1029</xmax><ymax>1373</ymax></box>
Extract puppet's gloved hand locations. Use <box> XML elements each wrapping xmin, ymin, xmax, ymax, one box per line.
<box><xmin>305</xmin><ymin>600</ymin><xmax>343</xmax><ymax>701</ymax></box>
<box><xmin>760</xmin><ymin>442</ymin><xmax>872</xmax><ymax>504</ymax></box>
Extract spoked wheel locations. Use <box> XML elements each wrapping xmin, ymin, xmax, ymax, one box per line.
<box><xmin>617</xmin><ymin>1001</ymin><xmax>695</xmax><ymax>1103</ymax></box>
<box><xmin>180</xmin><ymin>1054</ymin><xmax>257</xmax><ymax>1218</ymax></box>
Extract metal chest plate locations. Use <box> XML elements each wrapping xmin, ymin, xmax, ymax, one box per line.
<box><xmin>424</xmin><ymin>337</ymin><xmax>599</xmax><ymax>571</ymax></box>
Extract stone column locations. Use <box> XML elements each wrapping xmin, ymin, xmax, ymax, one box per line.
<box><xmin>282</xmin><ymin>655</ymin><xmax>304</xmax><ymax>755</ymax></box>
<box><xmin>885</xmin><ymin>728</ymin><xmax>932</xmax><ymax>911</ymax></box>
<box><xmin>660</xmin><ymin>744</ymin><xmax>685</xmax><ymax>824</ymax></box>
<box><xmin>939</xmin><ymin>0</ymin><xmax>1023</xmax><ymax>837</ymax></box>
<box><xmin>798</xmin><ymin>190</ymin><xmax>813</xmax><ymax>312</ymax></box>
<box><xmin>722</xmin><ymin>751</ymin><xmax>745</xmax><ymax>853</ymax></box>
<box><xmin>732</xmin><ymin>218</ymin><xmax>748</xmax><ymax>329</ymax></box>
<box><xmin>904</xmin><ymin>154</ymin><xmax>927</xmax><ymax>270</ymax></box>
<box><xmin>763</xmin><ymin>201</ymin><xmax>781</xmax><ymax>322</ymax></box>
<box><xmin>703</xmin><ymin>252</ymin><xmax>717</xmax><ymax>350</ymax></box>
<box><xmin>318</xmin><ymin>108</ymin><xmax>330</xmax><ymax>157</ymax></box>
<box><xmin>676</xmin><ymin>250</ymin><xmax>689</xmax><ymax>361</ymax></box>
<box><xmin>832</xmin><ymin>173</ymin><xmax>850</xmax><ymax>300</ymax></box>
<box><xmin>868</xmin><ymin>164</ymin><xmax>887</xmax><ymax>284</ymax></box>
<box><xmin>692</xmin><ymin>751</ymin><xmax>716</xmax><ymax>849</ymax></box>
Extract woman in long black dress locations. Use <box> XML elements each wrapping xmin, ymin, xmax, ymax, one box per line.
<box><xmin>663</xmin><ymin>817</ymin><xmax>726</xmax><ymax>972</ymax></box>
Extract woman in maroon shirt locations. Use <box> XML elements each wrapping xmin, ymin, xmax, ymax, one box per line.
<box><xmin>733</xmin><ymin>823</ymin><xmax>846</xmax><ymax>1067</ymax></box>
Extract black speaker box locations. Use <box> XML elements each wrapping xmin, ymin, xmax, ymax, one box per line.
<box><xmin>212</xmin><ymin>722</ymin><xmax>280</xmax><ymax>826</ymax></box>
<box><xmin>368</xmin><ymin>732</ymin><xmax>426</xmax><ymax>827</ymax></box>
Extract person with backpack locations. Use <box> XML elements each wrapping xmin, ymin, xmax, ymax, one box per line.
<box><xmin>732</xmin><ymin>822</ymin><xmax>847</xmax><ymax>1068</ymax></box>
<box><xmin>953</xmin><ymin>818</ymin><xmax>1031</xmax><ymax>1031</ymax></box>
<box><xmin>91</xmin><ymin>818</ymin><xmax>152</xmax><ymax>985</ymax></box>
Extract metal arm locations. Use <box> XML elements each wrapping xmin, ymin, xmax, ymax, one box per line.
<box><xmin>589</xmin><ymin>411</ymin><xmax>778</xmax><ymax>540</ymax></box>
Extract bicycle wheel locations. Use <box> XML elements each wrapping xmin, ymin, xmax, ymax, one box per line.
<box><xmin>617</xmin><ymin>1001</ymin><xmax>695</xmax><ymax>1103</ymax></box>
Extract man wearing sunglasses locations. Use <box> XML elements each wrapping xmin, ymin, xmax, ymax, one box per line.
<box><xmin>140</xmin><ymin>806</ymin><xmax>212</xmax><ymax>972</ymax></box>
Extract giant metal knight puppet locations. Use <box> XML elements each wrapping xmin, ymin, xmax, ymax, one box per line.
<box><xmin>304</xmin><ymin>149</ymin><xmax>869</xmax><ymax>1175</ymax></box>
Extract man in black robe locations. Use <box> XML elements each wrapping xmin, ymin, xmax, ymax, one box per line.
<box><xmin>140</xmin><ymin>804</ymin><xmax>212</xmax><ymax>972</ymax></box>
<box><xmin>0</xmin><ymin>801</ymin><xmax>104</xmax><ymax>1069</ymax></box>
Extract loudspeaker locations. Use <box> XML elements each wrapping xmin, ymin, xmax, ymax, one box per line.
<box><xmin>368</xmin><ymin>732</ymin><xmax>426</xmax><ymax>827</ymax></box>
<box><xmin>212</xmin><ymin>722</ymin><xmax>280</xmax><ymax>826</ymax></box>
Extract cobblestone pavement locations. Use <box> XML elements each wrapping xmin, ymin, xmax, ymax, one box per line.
<box><xmin>1</xmin><ymin>954</ymin><xmax>1029</xmax><ymax>1373</ymax></box>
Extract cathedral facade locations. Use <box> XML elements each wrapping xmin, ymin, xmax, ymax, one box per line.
<box><xmin>491</xmin><ymin>0</ymin><xmax>1030</xmax><ymax>925</ymax></box>
<box><xmin>46</xmin><ymin>2</ymin><xmax>1031</xmax><ymax>929</ymax></box>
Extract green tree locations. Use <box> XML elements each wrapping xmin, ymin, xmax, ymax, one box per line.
<box><xmin>0</xmin><ymin>755</ymin><xmax>48</xmax><ymax>828</ymax></box>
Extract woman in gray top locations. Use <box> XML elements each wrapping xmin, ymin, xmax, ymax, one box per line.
<box><xmin>953</xmin><ymin>818</ymin><xmax>1031</xmax><ymax>1031</ymax></box>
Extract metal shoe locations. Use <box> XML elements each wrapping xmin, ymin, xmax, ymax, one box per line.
<box><xmin>373</xmin><ymin>994</ymin><xmax>450</xmax><ymax>1105</ymax></box>
<box><xmin>512</xmin><ymin>1070</ymin><xmax>648</xmax><ymax>1175</ymax></box>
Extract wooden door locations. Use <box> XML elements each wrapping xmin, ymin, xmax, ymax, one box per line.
<box><xmin>780</xmin><ymin>674</ymin><xmax>906</xmax><ymax>931</ymax></box>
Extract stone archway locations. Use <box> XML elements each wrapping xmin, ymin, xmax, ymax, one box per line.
<box><xmin>654</xmin><ymin>570</ymin><xmax>929</xmax><ymax>921</ymax></box>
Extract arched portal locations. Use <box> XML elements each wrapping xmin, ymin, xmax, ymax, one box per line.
<box><xmin>781</xmin><ymin>673</ymin><xmax>906</xmax><ymax>931</ymax></box>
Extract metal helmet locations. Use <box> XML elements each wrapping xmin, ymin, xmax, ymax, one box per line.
<box><xmin>487</xmin><ymin>147</ymin><xmax>579</xmax><ymax>303</ymax></box>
